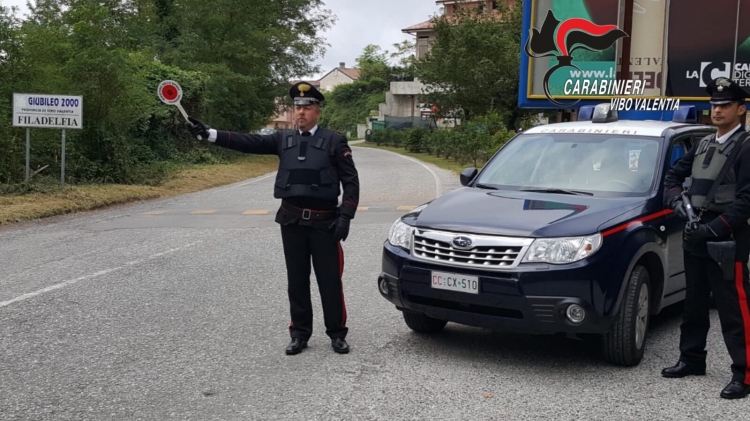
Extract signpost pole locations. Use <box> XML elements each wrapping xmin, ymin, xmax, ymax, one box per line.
<box><xmin>25</xmin><ymin>128</ymin><xmax>30</xmax><ymax>183</ymax></box>
<box><xmin>61</xmin><ymin>129</ymin><xmax>66</xmax><ymax>188</ymax></box>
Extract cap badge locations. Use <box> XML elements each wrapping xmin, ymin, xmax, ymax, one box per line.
<box><xmin>299</xmin><ymin>84</ymin><xmax>310</xmax><ymax>97</ymax></box>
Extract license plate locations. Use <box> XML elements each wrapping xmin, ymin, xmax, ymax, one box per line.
<box><xmin>430</xmin><ymin>271</ymin><xmax>479</xmax><ymax>294</ymax></box>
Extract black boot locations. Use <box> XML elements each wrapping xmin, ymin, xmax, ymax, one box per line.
<box><xmin>331</xmin><ymin>338</ymin><xmax>350</xmax><ymax>354</ymax></box>
<box><xmin>720</xmin><ymin>381</ymin><xmax>750</xmax><ymax>399</ymax></box>
<box><xmin>661</xmin><ymin>361</ymin><xmax>706</xmax><ymax>378</ymax></box>
<box><xmin>286</xmin><ymin>338</ymin><xmax>308</xmax><ymax>355</ymax></box>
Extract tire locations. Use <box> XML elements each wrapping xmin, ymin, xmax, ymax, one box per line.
<box><xmin>402</xmin><ymin>311</ymin><xmax>447</xmax><ymax>333</ymax></box>
<box><xmin>601</xmin><ymin>264</ymin><xmax>651</xmax><ymax>366</ymax></box>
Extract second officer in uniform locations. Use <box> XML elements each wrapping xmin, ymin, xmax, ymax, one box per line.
<box><xmin>186</xmin><ymin>82</ymin><xmax>360</xmax><ymax>356</ymax></box>
<box><xmin>662</xmin><ymin>77</ymin><xmax>750</xmax><ymax>399</ymax></box>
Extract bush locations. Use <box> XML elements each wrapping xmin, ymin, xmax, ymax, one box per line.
<box><xmin>425</xmin><ymin>129</ymin><xmax>452</xmax><ymax>158</ymax></box>
<box><xmin>368</xmin><ymin>111</ymin><xmax>519</xmax><ymax>168</ymax></box>
<box><xmin>404</xmin><ymin>127</ymin><xmax>430</xmax><ymax>152</ymax></box>
<box><xmin>368</xmin><ymin>129</ymin><xmax>386</xmax><ymax>145</ymax></box>
<box><xmin>387</xmin><ymin>128</ymin><xmax>407</xmax><ymax>148</ymax></box>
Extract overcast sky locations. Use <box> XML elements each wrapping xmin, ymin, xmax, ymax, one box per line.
<box><xmin>2</xmin><ymin>0</ymin><xmax>440</xmax><ymax>79</ymax></box>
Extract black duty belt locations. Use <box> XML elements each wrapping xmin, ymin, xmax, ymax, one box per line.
<box><xmin>281</xmin><ymin>202</ymin><xmax>336</xmax><ymax>221</ymax></box>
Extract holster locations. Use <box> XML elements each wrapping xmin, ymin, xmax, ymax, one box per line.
<box><xmin>706</xmin><ymin>240</ymin><xmax>736</xmax><ymax>281</ymax></box>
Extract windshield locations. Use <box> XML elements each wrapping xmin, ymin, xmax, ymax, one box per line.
<box><xmin>474</xmin><ymin>133</ymin><xmax>663</xmax><ymax>197</ymax></box>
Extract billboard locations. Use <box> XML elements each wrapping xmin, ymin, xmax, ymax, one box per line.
<box><xmin>665</xmin><ymin>0</ymin><xmax>750</xmax><ymax>97</ymax></box>
<box><xmin>519</xmin><ymin>0</ymin><xmax>750</xmax><ymax>111</ymax></box>
<box><xmin>527</xmin><ymin>0</ymin><xmax>622</xmax><ymax>102</ymax></box>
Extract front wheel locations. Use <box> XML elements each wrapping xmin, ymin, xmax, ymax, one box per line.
<box><xmin>402</xmin><ymin>311</ymin><xmax>447</xmax><ymax>333</ymax></box>
<box><xmin>601</xmin><ymin>265</ymin><xmax>651</xmax><ymax>366</ymax></box>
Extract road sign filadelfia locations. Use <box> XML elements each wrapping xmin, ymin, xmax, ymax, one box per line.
<box><xmin>13</xmin><ymin>93</ymin><xmax>83</xmax><ymax>187</ymax></box>
<box><xmin>13</xmin><ymin>93</ymin><xmax>83</xmax><ymax>129</ymax></box>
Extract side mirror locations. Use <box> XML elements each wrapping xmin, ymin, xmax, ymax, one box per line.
<box><xmin>460</xmin><ymin>167</ymin><xmax>478</xmax><ymax>186</ymax></box>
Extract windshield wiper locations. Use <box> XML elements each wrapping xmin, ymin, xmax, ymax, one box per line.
<box><xmin>474</xmin><ymin>183</ymin><xmax>498</xmax><ymax>190</ymax></box>
<box><xmin>518</xmin><ymin>188</ymin><xmax>593</xmax><ymax>196</ymax></box>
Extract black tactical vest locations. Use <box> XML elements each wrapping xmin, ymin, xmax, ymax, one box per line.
<box><xmin>273</xmin><ymin>128</ymin><xmax>341</xmax><ymax>200</ymax></box>
<box><xmin>689</xmin><ymin>129</ymin><xmax>748</xmax><ymax>213</ymax></box>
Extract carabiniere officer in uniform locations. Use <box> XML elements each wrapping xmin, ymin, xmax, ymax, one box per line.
<box><xmin>186</xmin><ymin>82</ymin><xmax>360</xmax><ymax>355</ymax></box>
<box><xmin>662</xmin><ymin>77</ymin><xmax>750</xmax><ymax>399</ymax></box>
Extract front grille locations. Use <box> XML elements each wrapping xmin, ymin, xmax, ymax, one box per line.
<box><xmin>411</xmin><ymin>228</ymin><xmax>533</xmax><ymax>270</ymax></box>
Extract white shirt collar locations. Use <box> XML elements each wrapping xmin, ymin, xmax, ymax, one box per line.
<box><xmin>716</xmin><ymin>123</ymin><xmax>743</xmax><ymax>144</ymax></box>
<box><xmin>299</xmin><ymin>125</ymin><xmax>318</xmax><ymax>136</ymax></box>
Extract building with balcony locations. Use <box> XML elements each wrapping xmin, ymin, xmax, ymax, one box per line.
<box><xmin>401</xmin><ymin>1</ymin><xmax>511</xmax><ymax>60</ymax></box>
<box><xmin>367</xmin><ymin>1</ymin><xmax>516</xmax><ymax>134</ymax></box>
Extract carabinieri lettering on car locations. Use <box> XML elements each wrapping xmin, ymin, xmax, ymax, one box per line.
<box><xmin>378</xmin><ymin>104</ymin><xmax>712</xmax><ymax>367</ymax></box>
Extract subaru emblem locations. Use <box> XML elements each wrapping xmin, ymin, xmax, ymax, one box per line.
<box><xmin>452</xmin><ymin>236</ymin><xmax>473</xmax><ymax>250</ymax></box>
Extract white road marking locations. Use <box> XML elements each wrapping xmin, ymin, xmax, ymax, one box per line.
<box><xmin>0</xmin><ymin>242</ymin><xmax>202</xmax><ymax>309</ymax></box>
<box><xmin>357</xmin><ymin>147</ymin><xmax>442</xmax><ymax>199</ymax></box>
<box><xmin>219</xmin><ymin>172</ymin><xmax>277</xmax><ymax>190</ymax></box>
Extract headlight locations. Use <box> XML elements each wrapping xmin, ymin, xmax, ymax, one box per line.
<box><xmin>522</xmin><ymin>234</ymin><xmax>602</xmax><ymax>264</ymax></box>
<box><xmin>388</xmin><ymin>219</ymin><xmax>414</xmax><ymax>249</ymax></box>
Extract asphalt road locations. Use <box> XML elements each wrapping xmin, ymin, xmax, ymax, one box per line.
<box><xmin>0</xmin><ymin>144</ymin><xmax>747</xmax><ymax>420</ymax></box>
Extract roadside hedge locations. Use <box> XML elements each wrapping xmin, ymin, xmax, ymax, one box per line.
<box><xmin>367</xmin><ymin>112</ymin><xmax>517</xmax><ymax>168</ymax></box>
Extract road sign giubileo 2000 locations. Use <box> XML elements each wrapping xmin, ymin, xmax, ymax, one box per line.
<box><xmin>13</xmin><ymin>93</ymin><xmax>83</xmax><ymax>129</ymax></box>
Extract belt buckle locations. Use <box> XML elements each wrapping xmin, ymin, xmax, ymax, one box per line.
<box><xmin>301</xmin><ymin>209</ymin><xmax>311</xmax><ymax>220</ymax></box>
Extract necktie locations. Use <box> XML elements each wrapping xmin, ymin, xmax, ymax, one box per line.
<box><xmin>299</xmin><ymin>132</ymin><xmax>309</xmax><ymax>161</ymax></box>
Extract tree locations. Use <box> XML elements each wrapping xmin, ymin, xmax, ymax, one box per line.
<box><xmin>413</xmin><ymin>2</ymin><xmax>524</xmax><ymax>128</ymax></box>
<box><xmin>155</xmin><ymin>0</ymin><xmax>337</xmax><ymax>130</ymax></box>
<box><xmin>0</xmin><ymin>0</ymin><xmax>336</xmax><ymax>185</ymax></box>
<box><xmin>355</xmin><ymin>41</ymin><xmax>417</xmax><ymax>82</ymax></box>
<box><xmin>319</xmin><ymin>79</ymin><xmax>386</xmax><ymax>135</ymax></box>
<box><xmin>389</xmin><ymin>40</ymin><xmax>416</xmax><ymax>68</ymax></box>
<box><xmin>0</xmin><ymin>4</ymin><xmax>24</xmax><ymax>184</ymax></box>
<box><xmin>355</xmin><ymin>44</ymin><xmax>390</xmax><ymax>82</ymax></box>
<box><xmin>388</xmin><ymin>40</ymin><xmax>416</xmax><ymax>81</ymax></box>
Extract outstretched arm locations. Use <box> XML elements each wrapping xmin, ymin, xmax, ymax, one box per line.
<box><xmin>188</xmin><ymin>117</ymin><xmax>279</xmax><ymax>155</ymax></box>
<box><xmin>209</xmin><ymin>129</ymin><xmax>279</xmax><ymax>155</ymax></box>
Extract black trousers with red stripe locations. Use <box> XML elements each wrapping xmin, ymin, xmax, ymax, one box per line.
<box><xmin>680</xmin><ymin>250</ymin><xmax>750</xmax><ymax>384</ymax></box>
<box><xmin>280</xmin><ymin>223</ymin><xmax>347</xmax><ymax>341</ymax></box>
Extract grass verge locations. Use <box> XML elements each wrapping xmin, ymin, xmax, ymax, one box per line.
<box><xmin>0</xmin><ymin>155</ymin><xmax>279</xmax><ymax>226</ymax></box>
<box><xmin>355</xmin><ymin>142</ymin><xmax>478</xmax><ymax>174</ymax></box>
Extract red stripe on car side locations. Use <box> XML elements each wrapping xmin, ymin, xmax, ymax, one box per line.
<box><xmin>602</xmin><ymin>209</ymin><xmax>672</xmax><ymax>237</ymax></box>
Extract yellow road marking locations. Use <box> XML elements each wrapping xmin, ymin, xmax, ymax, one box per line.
<box><xmin>191</xmin><ymin>210</ymin><xmax>217</xmax><ymax>214</ymax></box>
<box><xmin>357</xmin><ymin>207</ymin><xmax>369</xmax><ymax>211</ymax></box>
<box><xmin>242</xmin><ymin>210</ymin><xmax>270</xmax><ymax>215</ymax></box>
<box><xmin>142</xmin><ymin>211</ymin><xmax>165</xmax><ymax>215</ymax></box>
<box><xmin>396</xmin><ymin>205</ymin><xmax>416</xmax><ymax>211</ymax></box>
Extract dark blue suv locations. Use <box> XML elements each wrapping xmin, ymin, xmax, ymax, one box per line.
<box><xmin>378</xmin><ymin>105</ymin><xmax>716</xmax><ymax>366</ymax></box>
